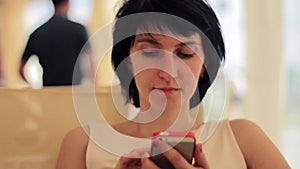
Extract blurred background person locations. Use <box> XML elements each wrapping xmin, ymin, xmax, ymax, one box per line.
<box><xmin>19</xmin><ymin>0</ymin><xmax>93</xmax><ymax>86</ymax></box>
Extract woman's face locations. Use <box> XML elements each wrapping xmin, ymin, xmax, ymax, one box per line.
<box><xmin>129</xmin><ymin>31</ymin><xmax>204</xmax><ymax>110</ymax></box>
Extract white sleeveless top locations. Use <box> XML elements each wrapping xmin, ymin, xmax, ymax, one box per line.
<box><xmin>86</xmin><ymin>120</ymin><xmax>247</xmax><ymax>169</ymax></box>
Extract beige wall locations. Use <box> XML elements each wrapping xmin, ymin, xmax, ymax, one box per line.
<box><xmin>245</xmin><ymin>0</ymin><xmax>283</xmax><ymax>145</ymax></box>
<box><xmin>0</xmin><ymin>0</ymin><xmax>29</xmax><ymax>87</ymax></box>
<box><xmin>89</xmin><ymin>0</ymin><xmax>119</xmax><ymax>86</ymax></box>
<box><xmin>0</xmin><ymin>3</ymin><xmax>3</xmax><ymax>85</ymax></box>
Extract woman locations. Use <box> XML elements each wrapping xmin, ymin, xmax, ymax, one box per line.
<box><xmin>56</xmin><ymin>0</ymin><xmax>291</xmax><ymax>168</ymax></box>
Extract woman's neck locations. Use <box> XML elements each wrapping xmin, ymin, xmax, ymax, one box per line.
<box><xmin>133</xmin><ymin>101</ymin><xmax>196</xmax><ymax>137</ymax></box>
<box><xmin>114</xmin><ymin>100</ymin><xmax>205</xmax><ymax>138</ymax></box>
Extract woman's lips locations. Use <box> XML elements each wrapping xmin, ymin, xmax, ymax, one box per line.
<box><xmin>154</xmin><ymin>87</ymin><xmax>180</xmax><ymax>93</ymax></box>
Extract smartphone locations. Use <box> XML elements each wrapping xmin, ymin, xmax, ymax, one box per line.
<box><xmin>150</xmin><ymin>131</ymin><xmax>196</xmax><ymax>169</ymax></box>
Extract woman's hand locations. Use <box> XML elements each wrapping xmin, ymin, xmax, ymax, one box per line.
<box><xmin>115</xmin><ymin>149</ymin><xmax>149</xmax><ymax>169</ymax></box>
<box><xmin>192</xmin><ymin>144</ymin><xmax>210</xmax><ymax>169</ymax></box>
<box><xmin>141</xmin><ymin>143</ymin><xmax>209</xmax><ymax>169</ymax></box>
<box><xmin>115</xmin><ymin>143</ymin><xmax>209</xmax><ymax>169</ymax></box>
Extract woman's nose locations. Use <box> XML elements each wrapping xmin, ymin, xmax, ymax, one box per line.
<box><xmin>158</xmin><ymin>55</ymin><xmax>178</xmax><ymax>80</ymax></box>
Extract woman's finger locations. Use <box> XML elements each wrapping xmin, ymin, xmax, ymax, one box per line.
<box><xmin>193</xmin><ymin>144</ymin><xmax>210</xmax><ymax>169</ymax></box>
<box><xmin>115</xmin><ymin>152</ymin><xmax>142</xmax><ymax>169</ymax></box>
<box><xmin>141</xmin><ymin>152</ymin><xmax>160</xmax><ymax>169</ymax></box>
<box><xmin>115</xmin><ymin>156</ymin><xmax>133</xmax><ymax>168</ymax></box>
<box><xmin>164</xmin><ymin>147</ymin><xmax>192</xmax><ymax>168</ymax></box>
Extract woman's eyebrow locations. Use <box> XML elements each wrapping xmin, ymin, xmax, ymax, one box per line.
<box><xmin>176</xmin><ymin>41</ymin><xmax>200</xmax><ymax>47</ymax></box>
<box><xmin>136</xmin><ymin>38</ymin><xmax>162</xmax><ymax>46</ymax></box>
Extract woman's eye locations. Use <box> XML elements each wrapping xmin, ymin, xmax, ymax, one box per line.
<box><xmin>141</xmin><ymin>49</ymin><xmax>161</xmax><ymax>57</ymax></box>
<box><xmin>177</xmin><ymin>52</ymin><xmax>194</xmax><ymax>58</ymax></box>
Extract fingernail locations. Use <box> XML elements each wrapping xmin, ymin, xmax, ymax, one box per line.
<box><xmin>196</xmin><ymin>144</ymin><xmax>202</xmax><ymax>153</ymax></box>
<box><xmin>199</xmin><ymin>144</ymin><xmax>202</xmax><ymax>153</ymax></box>
<box><xmin>142</xmin><ymin>152</ymin><xmax>149</xmax><ymax>158</ymax></box>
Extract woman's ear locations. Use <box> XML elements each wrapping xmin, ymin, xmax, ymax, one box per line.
<box><xmin>200</xmin><ymin>66</ymin><xmax>205</xmax><ymax>78</ymax></box>
<box><xmin>126</xmin><ymin>57</ymin><xmax>133</xmax><ymax>73</ymax></box>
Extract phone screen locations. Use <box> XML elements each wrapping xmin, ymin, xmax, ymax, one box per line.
<box><xmin>150</xmin><ymin>136</ymin><xmax>195</xmax><ymax>168</ymax></box>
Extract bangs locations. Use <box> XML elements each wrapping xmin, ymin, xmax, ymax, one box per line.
<box><xmin>135</xmin><ymin>17</ymin><xmax>198</xmax><ymax>37</ymax></box>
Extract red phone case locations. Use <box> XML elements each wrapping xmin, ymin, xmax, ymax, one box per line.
<box><xmin>152</xmin><ymin>131</ymin><xmax>196</xmax><ymax>138</ymax></box>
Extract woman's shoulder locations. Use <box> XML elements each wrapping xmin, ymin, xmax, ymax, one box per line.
<box><xmin>59</xmin><ymin>126</ymin><xmax>90</xmax><ymax>155</ymax></box>
<box><xmin>228</xmin><ymin>119</ymin><xmax>291</xmax><ymax>169</ymax></box>
<box><xmin>64</xmin><ymin>126</ymin><xmax>89</xmax><ymax>142</ymax></box>
<box><xmin>229</xmin><ymin>118</ymin><xmax>267</xmax><ymax>144</ymax></box>
<box><xmin>229</xmin><ymin>118</ymin><xmax>267</xmax><ymax>149</ymax></box>
<box><xmin>56</xmin><ymin>126</ymin><xmax>90</xmax><ymax>169</ymax></box>
<box><xmin>229</xmin><ymin>118</ymin><xmax>261</xmax><ymax>133</ymax></box>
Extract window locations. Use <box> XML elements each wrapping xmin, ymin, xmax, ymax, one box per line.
<box><xmin>282</xmin><ymin>0</ymin><xmax>300</xmax><ymax>168</ymax></box>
